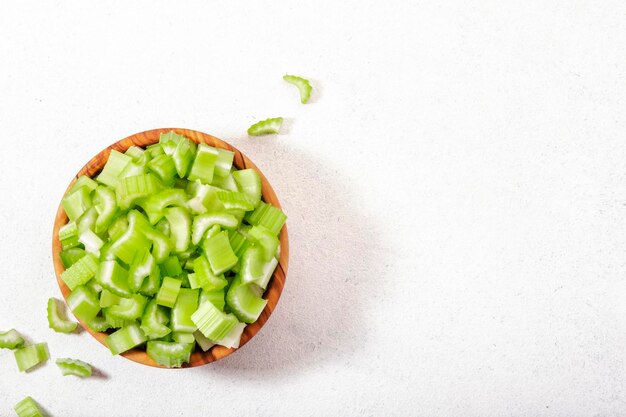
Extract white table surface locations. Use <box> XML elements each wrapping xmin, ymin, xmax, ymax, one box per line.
<box><xmin>1</xmin><ymin>1</ymin><xmax>626</xmax><ymax>416</ymax></box>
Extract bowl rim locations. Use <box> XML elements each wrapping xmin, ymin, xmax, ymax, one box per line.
<box><xmin>51</xmin><ymin>127</ymin><xmax>289</xmax><ymax>368</ymax></box>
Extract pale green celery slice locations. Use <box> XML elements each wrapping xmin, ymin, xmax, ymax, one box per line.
<box><xmin>84</xmin><ymin>278</ymin><xmax>103</xmax><ymax>294</ymax></box>
<box><xmin>131</xmin><ymin>210</ymin><xmax>172</xmax><ymax>263</ymax></box>
<box><xmin>147</xmin><ymin>154</ymin><xmax>177</xmax><ymax>186</ymax></box>
<box><xmin>107</xmin><ymin>294</ymin><xmax>148</xmax><ymax>321</ymax></box>
<box><xmin>191</xmin><ymin>255</ymin><xmax>227</xmax><ymax>290</ymax></box>
<box><xmin>173</xmin><ymin>136</ymin><xmax>197</xmax><ymax>178</ymax></box>
<box><xmin>247</xmin><ymin>117</ymin><xmax>283</xmax><ymax>136</ymax></box>
<box><xmin>228</xmin><ymin>229</ymin><xmax>251</xmax><ymax>258</ymax></box>
<box><xmin>191</xmin><ymin>300</ymin><xmax>238</xmax><ymax>341</ymax></box>
<box><xmin>138</xmin><ymin>188</ymin><xmax>188</xmax><ymax>225</ymax></box>
<box><xmin>203</xmin><ymin>231</ymin><xmax>238</xmax><ymax>275</ymax></box>
<box><xmin>128</xmin><ymin>247</ymin><xmax>155</xmax><ymax>292</ymax></box>
<box><xmin>226</xmin><ymin>276</ymin><xmax>267</xmax><ymax>323</ymax></box>
<box><xmin>14</xmin><ymin>343</ymin><xmax>49</xmax><ymax>372</ymax></box>
<box><xmin>103</xmin><ymin>308</ymin><xmax>131</xmax><ymax>329</ymax></box>
<box><xmin>125</xmin><ymin>145</ymin><xmax>145</xmax><ymax>161</ymax></box>
<box><xmin>170</xmin><ymin>288</ymin><xmax>199</xmax><ymax>333</ymax></box>
<box><xmin>118</xmin><ymin>162</ymin><xmax>145</xmax><ymax>180</ymax></box>
<box><xmin>0</xmin><ymin>329</ymin><xmax>24</xmax><ymax>349</ymax></box>
<box><xmin>193</xmin><ymin>330</ymin><xmax>215</xmax><ymax>351</ymax></box>
<box><xmin>79</xmin><ymin>229</ymin><xmax>104</xmax><ymax>256</ymax></box>
<box><xmin>115</xmin><ymin>173</ymin><xmax>163</xmax><ymax>210</ymax></box>
<box><xmin>68</xmin><ymin>175</ymin><xmax>98</xmax><ymax>195</ymax></box>
<box><xmin>188</xmin><ymin>143</ymin><xmax>218</xmax><ymax>184</ymax></box>
<box><xmin>105</xmin><ymin>323</ymin><xmax>147</xmax><ymax>355</ymax></box>
<box><xmin>56</xmin><ymin>358</ymin><xmax>92</xmax><ymax>377</ymax></box>
<box><xmin>245</xmin><ymin>201</ymin><xmax>287</xmax><ymax>235</ymax></box>
<box><xmin>146</xmin><ymin>341</ymin><xmax>193</xmax><ymax>368</ymax></box>
<box><xmin>60</xmin><ymin>247</ymin><xmax>86</xmax><ymax>268</ymax></box>
<box><xmin>109</xmin><ymin>211</ymin><xmax>151</xmax><ymax>264</ymax></box>
<box><xmin>62</xmin><ymin>186</ymin><xmax>92</xmax><ymax>222</ymax></box>
<box><xmin>164</xmin><ymin>206</ymin><xmax>191</xmax><ymax>253</ymax></box>
<box><xmin>248</xmin><ymin>225</ymin><xmax>279</xmax><ymax>261</ymax></box>
<box><xmin>160</xmin><ymin>255</ymin><xmax>183</xmax><ymax>277</ymax></box>
<box><xmin>172</xmin><ymin>332</ymin><xmax>195</xmax><ymax>344</ymax></box>
<box><xmin>99</xmin><ymin>289</ymin><xmax>121</xmax><ymax>308</ymax></box>
<box><xmin>211</xmin><ymin>171</ymin><xmax>239</xmax><ymax>192</ymax></box>
<box><xmin>14</xmin><ymin>396</ymin><xmax>44</xmax><ymax>417</ymax></box>
<box><xmin>67</xmin><ymin>285</ymin><xmax>101</xmax><ymax>322</ymax></box>
<box><xmin>140</xmin><ymin>299</ymin><xmax>171</xmax><ymax>339</ymax></box>
<box><xmin>86</xmin><ymin>315</ymin><xmax>112</xmax><ymax>332</ymax></box>
<box><xmin>216</xmin><ymin>190</ymin><xmax>255</xmax><ymax>211</ymax></box>
<box><xmin>283</xmin><ymin>74</ymin><xmax>313</xmax><ymax>104</ymax></box>
<box><xmin>96</xmin><ymin>260</ymin><xmax>131</xmax><ymax>297</ymax></box>
<box><xmin>93</xmin><ymin>185</ymin><xmax>118</xmax><ymax>234</ymax></box>
<box><xmin>191</xmin><ymin>212</ymin><xmax>238</xmax><ymax>245</ymax></box>
<box><xmin>147</xmin><ymin>143</ymin><xmax>165</xmax><ymax>158</ymax></box>
<box><xmin>241</xmin><ymin>246</ymin><xmax>278</xmax><ymax>289</ymax></box>
<box><xmin>213</xmin><ymin>148</ymin><xmax>235</xmax><ymax>178</ymax></box>
<box><xmin>200</xmin><ymin>288</ymin><xmax>226</xmax><ymax>311</ymax></box>
<box><xmin>59</xmin><ymin>221</ymin><xmax>80</xmax><ymax>250</ymax></box>
<box><xmin>214</xmin><ymin>321</ymin><xmax>246</xmax><ymax>349</ymax></box>
<box><xmin>97</xmin><ymin>150</ymin><xmax>132</xmax><ymax>187</ymax></box>
<box><xmin>156</xmin><ymin>277</ymin><xmax>182</xmax><ymax>308</ymax></box>
<box><xmin>205</xmin><ymin>224</ymin><xmax>221</xmax><ymax>240</ymax></box>
<box><xmin>187</xmin><ymin>181</ymin><xmax>223</xmax><ymax>214</ymax></box>
<box><xmin>77</xmin><ymin>206</ymin><xmax>98</xmax><ymax>234</ymax></box>
<box><xmin>139</xmin><ymin>264</ymin><xmax>162</xmax><ymax>296</ymax></box>
<box><xmin>47</xmin><ymin>298</ymin><xmax>77</xmax><ymax>333</ymax></box>
<box><xmin>156</xmin><ymin>218</ymin><xmax>171</xmax><ymax>236</ymax></box>
<box><xmin>232</xmin><ymin>169</ymin><xmax>262</xmax><ymax>207</ymax></box>
<box><xmin>61</xmin><ymin>252</ymin><xmax>99</xmax><ymax>290</ymax></box>
<box><xmin>107</xmin><ymin>214</ymin><xmax>128</xmax><ymax>241</ymax></box>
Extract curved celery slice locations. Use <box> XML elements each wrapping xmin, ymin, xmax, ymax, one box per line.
<box><xmin>248</xmin><ymin>225</ymin><xmax>279</xmax><ymax>261</ymax></box>
<box><xmin>232</xmin><ymin>169</ymin><xmax>262</xmax><ymax>207</ymax></box>
<box><xmin>77</xmin><ymin>206</ymin><xmax>98</xmax><ymax>235</ymax></box>
<box><xmin>60</xmin><ymin>247</ymin><xmax>86</xmax><ymax>268</ymax></box>
<box><xmin>172</xmin><ymin>332</ymin><xmax>195</xmax><ymax>344</ymax></box>
<box><xmin>164</xmin><ymin>207</ymin><xmax>191</xmax><ymax>253</ymax></box>
<box><xmin>156</xmin><ymin>277</ymin><xmax>182</xmax><ymax>308</ymax></box>
<box><xmin>125</xmin><ymin>145</ymin><xmax>145</xmax><ymax>161</ymax></box>
<box><xmin>147</xmin><ymin>154</ymin><xmax>177</xmax><ymax>186</ymax></box>
<box><xmin>93</xmin><ymin>185</ymin><xmax>118</xmax><ymax>234</ymax></box>
<box><xmin>62</xmin><ymin>186</ymin><xmax>92</xmax><ymax>222</ymax></box>
<box><xmin>240</xmin><ymin>246</ymin><xmax>278</xmax><ymax>289</ymax></box>
<box><xmin>147</xmin><ymin>341</ymin><xmax>193</xmax><ymax>368</ymax></box>
<box><xmin>214</xmin><ymin>321</ymin><xmax>246</xmax><ymax>348</ymax></box>
<box><xmin>97</xmin><ymin>150</ymin><xmax>132</xmax><ymax>187</ymax></box>
<box><xmin>193</xmin><ymin>330</ymin><xmax>215</xmax><ymax>351</ymax></box>
<box><xmin>85</xmin><ymin>315</ymin><xmax>111</xmax><ymax>332</ymax></box>
<box><xmin>171</xmin><ymin>288</ymin><xmax>199</xmax><ymax>333</ymax></box>
<box><xmin>107</xmin><ymin>215</ymin><xmax>128</xmax><ymax>241</ymax></box>
<box><xmin>188</xmin><ymin>143</ymin><xmax>218</xmax><ymax>184</ymax></box>
<box><xmin>109</xmin><ymin>211</ymin><xmax>151</xmax><ymax>264</ymax></box>
<box><xmin>283</xmin><ymin>74</ymin><xmax>313</xmax><ymax>104</ymax></box>
<box><xmin>67</xmin><ymin>285</ymin><xmax>101</xmax><ymax>322</ymax></box>
<box><xmin>96</xmin><ymin>260</ymin><xmax>131</xmax><ymax>297</ymax></box>
<box><xmin>200</xmin><ymin>288</ymin><xmax>226</xmax><ymax>311</ymax></box>
<box><xmin>84</xmin><ymin>278</ymin><xmax>103</xmax><ymax>295</ymax></box>
<box><xmin>99</xmin><ymin>289</ymin><xmax>121</xmax><ymax>308</ymax></box>
<box><xmin>61</xmin><ymin>253</ymin><xmax>99</xmax><ymax>291</ymax></box>
<box><xmin>187</xmin><ymin>181</ymin><xmax>223</xmax><ymax>214</ymax></box>
<box><xmin>56</xmin><ymin>358</ymin><xmax>92</xmax><ymax>377</ymax></box>
<box><xmin>203</xmin><ymin>231</ymin><xmax>238</xmax><ymax>275</ymax></box>
<box><xmin>245</xmin><ymin>201</ymin><xmax>287</xmax><ymax>235</ymax></box>
<box><xmin>105</xmin><ymin>323</ymin><xmax>147</xmax><ymax>355</ymax></box>
<box><xmin>128</xmin><ymin>248</ymin><xmax>155</xmax><ymax>292</ymax></box>
<box><xmin>14</xmin><ymin>343</ymin><xmax>49</xmax><ymax>372</ymax></box>
<box><xmin>59</xmin><ymin>221</ymin><xmax>80</xmax><ymax>250</ymax></box>
<box><xmin>138</xmin><ymin>188</ymin><xmax>188</xmax><ymax>224</ymax></box>
<box><xmin>79</xmin><ymin>229</ymin><xmax>104</xmax><ymax>256</ymax></box>
<box><xmin>211</xmin><ymin>170</ymin><xmax>239</xmax><ymax>192</ymax></box>
<box><xmin>103</xmin><ymin>308</ymin><xmax>131</xmax><ymax>329</ymax></box>
<box><xmin>173</xmin><ymin>135</ymin><xmax>197</xmax><ymax>178</ymax></box>
<box><xmin>139</xmin><ymin>264</ymin><xmax>162</xmax><ymax>296</ymax></box>
<box><xmin>69</xmin><ymin>175</ymin><xmax>98</xmax><ymax>195</ymax></box>
<box><xmin>217</xmin><ymin>190</ymin><xmax>255</xmax><ymax>211</ymax></box>
<box><xmin>47</xmin><ymin>298</ymin><xmax>77</xmax><ymax>333</ymax></box>
<box><xmin>214</xmin><ymin>148</ymin><xmax>235</xmax><ymax>179</ymax></box>
<box><xmin>132</xmin><ymin>211</ymin><xmax>172</xmax><ymax>263</ymax></box>
<box><xmin>226</xmin><ymin>276</ymin><xmax>267</xmax><ymax>323</ymax></box>
<box><xmin>191</xmin><ymin>300</ymin><xmax>238</xmax><ymax>341</ymax></box>
<box><xmin>0</xmin><ymin>329</ymin><xmax>24</xmax><ymax>349</ymax></box>
<box><xmin>160</xmin><ymin>255</ymin><xmax>183</xmax><ymax>277</ymax></box>
<box><xmin>247</xmin><ymin>117</ymin><xmax>283</xmax><ymax>136</ymax></box>
<box><xmin>191</xmin><ymin>255</ymin><xmax>227</xmax><ymax>290</ymax></box>
<box><xmin>191</xmin><ymin>212</ymin><xmax>238</xmax><ymax>245</ymax></box>
<box><xmin>107</xmin><ymin>294</ymin><xmax>148</xmax><ymax>321</ymax></box>
<box><xmin>140</xmin><ymin>299</ymin><xmax>171</xmax><ymax>339</ymax></box>
<box><xmin>115</xmin><ymin>173</ymin><xmax>162</xmax><ymax>210</ymax></box>
<box><xmin>228</xmin><ymin>229</ymin><xmax>251</xmax><ymax>258</ymax></box>
<box><xmin>14</xmin><ymin>396</ymin><xmax>43</xmax><ymax>417</ymax></box>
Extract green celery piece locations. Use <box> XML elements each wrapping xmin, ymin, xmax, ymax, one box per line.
<box><xmin>84</xmin><ymin>278</ymin><xmax>103</xmax><ymax>294</ymax></box>
<box><xmin>172</xmin><ymin>332</ymin><xmax>195</xmax><ymax>344</ymax></box>
<box><xmin>232</xmin><ymin>169</ymin><xmax>262</xmax><ymax>207</ymax></box>
<box><xmin>99</xmin><ymin>289</ymin><xmax>121</xmax><ymax>308</ymax></box>
<box><xmin>217</xmin><ymin>190</ymin><xmax>255</xmax><ymax>211</ymax></box>
<box><xmin>160</xmin><ymin>255</ymin><xmax>183</xmax><ymax>277</ymax></box>
<box><xmin>132</xmin><ymin>211</ymin><xmax>172</xmax><ymax>263</ymax></box>
<box><xmin>62</xmin><ymin>186</ymin><xmax>92</xmax><ymax>222</ymax></box>
<box><xmin>107</xmin><ymin>214</ymin><xmax>129</xmax><ymax>241</ymax></box>
<box><xmin>200</xmin><ymin>288</ymin><xmax>226</xmax><ymax>311</ymax></box>
<box><xmin>174</xmin><ymin>177</ymin><xmax>189</xmax><ymax>189</ymax></box>
<box><xmin>68</xmin><ymin>175</ymin><xmax>98</xmax><ymax>195</ymax></box>
<box><xmin>213</xmin><ymin>148</ymin><xmax>235</xmax><ymax>179</ymax></box>
<box><xmin>247</xmin><ymin>117</ymin><xmax>283</xmax><ymax>136</ymax></box>
<box><xmin>173</xmin><ymin>135</ymin><xmax>197</xmax><ymax>178</ymax></box>
<box><xmin>160</xmin><ymin>131</ymin><xmax>182</xmax><ymax>145</ymax></box>
<box><xmin>85</xmin><ymin>315</ymin><xmax>111</xmax><ymax>332</ymax></box>
<box><xmin>171</xmin><ymin>288</ymin><xmax>199</xmax><ymax>333</ymax></box>
<box><xmin>139</xmin><ymin>264</ymin><xmax>162</xmax><ymax>296</ymax></box>
<box><xmin>137</xmin><ymin>188</ymin><xmax>188</xmax><ymax>225</ymax></box>
<box><xmin>67</xmin><ymin>285</ymin><xmax>101</xmax><ymax>322</ymax></box>
<box><xmin>109</xmin><ymin>211</ymin><xmax>151</xmax><ymax>264</ymax></box>
<box><xmin>191</xmin><ymin>212</ymin><xmax>238</xmax><ymax>245</ymax></box>
<box><xmin>14</xmin><ymin>396</ymin><xmax>44</xmax><ymax>417</ymax></box>
<box><xmin>179</xmin><ymin>271</ymin><xmax>191</xmax><ymax>288</ymax></box>
<box><xmin>103</xmin><ymin>308</ymin><xmax>131</xmax><ymax>329</ymax></box>
<box><xmin>59</xmin><ymin>221</ymin><xmax>80</xmax><ymax>250</ymax></box>
<box><xmin>147</xmin><ymin>153</ymin><xmax>177</xmax><ymax>186</ymax></box>
<box><xmin>93</xmin><ymin>185</ymin><xmax>118</xmax><ymax>234</ymax></box>
<box><xmin>245</xmin><ymin>201</ymin><xmax>287</xmax><ymax>235</ymax></box>
<box><xmin>79</xmin><ymin>229</ymin><xmax>104</xmax><ymax>256</ymax></box>
<box><xmin>188</xmin><ymin>143</ymin><xmax>218</xmax><ymax>184</ymax></box>
<box><xmin>140</xmin><ymin>299</ymin><xmax>171</xmax><ymax>339</ymax></box>
<box><xmin>146</xmin><ymin>341</ymin><xmax>193</xmax><ymax>368</ymax></box>
<box><xmin>115</xmin><ymin>173</ymin><xmax>162</xmax><ymax>210</ymax></box>
<box><xmin>61</xmin><ymin>252</ymin><xmax>99</xmax><ymax>291</ymax></box>
<box><xmin>107</xmin><ymin>294</ymin><xmax>148</xmax><ymax>320</ymax></box>
<box><xmin>214</xmin><ymin>321</ymin><xmax>246</xmax><ymax>348</ymax></box>
<box><xmin>56</xmin><ymin>357</ymin><xmax>92</xmax><ymax>377</ymax></box>
<box><xmin>118</xmin><ymin>162</ymin><xmax>146</xmax><ymax>180</ymax></box>
<box><xmin>211</xmin><ymin>170</ymin><xmax>239</xmax><ymax>192</ymax></box>
<box><xmin>156</xmin><ymin>218</ymin><xmax>171</xmax><ymax>236</ymax></box>
<box><xmin>226</xmin><ymin>276</ymin><xmax>267</xmax><ymax>323</ymax></box>
<box><xmin>283</xmin><ymin>74</ymin><xmax>313</xmax><ymax>104</ymax></box>
<box><xmin>77</xmin><ymin>206</ymin><xmax>98</xmax><ymax>234</ymax></box>
<box><xmin>14</xmin><ymin>343</ymin><xmax>49</xmax><ymax>372</ymax></box>
<box><xmin>47</xmin><ymin>298</ymin><xmax>78</xmax><ymax>333</ymax></box>
<box><xmin>193</xmin><ymin>330</ymin><xmax>215</xmax><ymax>351</ymax></box>
<box><xmin>248</xmin><ymin>225</ymin><xmax>280</xmax><ymax>261</ymax></box>
<box><xmin>228</xmin><ymin>229</ymin><xmax>251</xmax><ymax>258</ymax></box>
<box><xmin>203</xmin><ymin>231</ymin><xmax>238</xmax><ymax>275</ymax></box>
<box><xmin>0</xmin><ymin>329</ymin><xmax>25</xmax><ymax>349</ymax></box>
<box><xmin>99</xmin><ymin>241</ymin><xmax>115</xmax><ymax>261</ymax></box>
<box><xmin>240</xmin><ymin>246</ymin><xmax>278</xmax><ymax>289</ymax></box>
<box><xmin>96</xmin><ymin>260</ymin><xmax>132</xmax><ymax>297</ymax></box>
<box><xmin>164</xmin><ymin>206</ymin><xmax>191</xmax><ymax>253</ymax></box>
<box><xmin>128</xmin><ymin>247</ymin><xmax>155</xmax><ymax>292</ymax></box>
<box><xmin>97</xmin><ymin>150</ymin><xmax>132</xmax><ymax>187</ymax></box>
<box><xmin>192</xmin><ymin>255</ymin><xmax>227</xmax><ymax>290</ymax></box>
<box><xmin>105</xmin><ymin>323</ymin><xmax>147</xmax><ymax>355</ymax></box>
<box><xmin>191</xmin><ymin>300</ymin><xmax>238</xmax><ymax>341</ymax></box>
<box><xmin>146</xmin><ymin>143</ymin><xmax>165</xmax><ymax>158</ymax></box>
<box><xmin>156</xmin><ymin>277</ymin><xmax>182</xmax><ymax>308</ymax></box>
<box><xmin>125</xmin><ymin>145</ymin><xmax>145</xmax><ymax>161</ymax></box>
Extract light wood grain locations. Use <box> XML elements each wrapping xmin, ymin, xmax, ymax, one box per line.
<box><xmin>52</xmin><ymin>128</ymin><xmax>289</xmax><ymax>368</ymax></box>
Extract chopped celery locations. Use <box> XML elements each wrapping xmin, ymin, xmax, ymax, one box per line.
<box><xmin>14</xmin><ymin>396</ymin><xmax>44</xmax><ymax>417</ymax></box>
<box><xmin>62</xmin><ymin>185</ymin><xmax>92</xmax><ymax>222</ymax></box>
<box><xmin>241</xmin><ymin>246</ymin><xmax>278</xmax><ymax>289</ymax></box>
<box><xmin>61</xmin><ymin>252</ymin><xmax>99</xmax><ymax>291</ymax></box>
<box><xmin>211</xmin><ymin>170</ymin><xmax>239</xmax><ymax>192</ymax></box>
<box><xmin>191</xmin><ymin>212</ymin><xmax>238</xmax><ymax>245</ymax></box>
<box><xmin>226</xmin><ymin>276</ymin><xmax>267</xmax><ymax>323</ymax></box>
<box><xmin>140</xmin><ymin>299</ymin><xmax>171</xmax><ymax>339</ymax></box>
<box><xmin>172</xmin><ymin>332</ymin><xmax>195</xmax><ymax>344</ymax></box>
<box><xmin>164</xmin><ymin>206</ymin><xmax>191</xmax><ymax>253</ymax></box>
<box><xmin>248</xmin><ymin>225</ymin><xmax>280</xmax><ymax>261</ymax></box>
<box><xmin>147</xmin><ymin>154</ymin><xmax>177</xmax><ymax>186</ymax></box>
<box><xmin>128</xmin><ymin>248</ymin><xmax>155</xmax><ymax>292</ymax></box>
<box><xmin>283</xmin><ymin>74</ymin><xmax>313</xmax><ymax>104</ymax></box>
<box><xmin>192</xmin><ymin>301</ymin><xmax>238</xmax><ymax>341</ymax></box>
<box><xmin>214</xmin><ymin>321</ymin><xmax>246</xmax><ymax>348</ymax></box>
<box><xmin>77</xmin><ymin>206</ymin><xmax>98</xmax><ymax>235</ymax></box>
<box><xmin>156</xmin><ymin>277</ymin><xmax>182</xmax><ymax>308</ymax></box>
<box><xmin>59</xmin><ymin>221</ymin><xmax>80</xmax><ymax>250</ymax></box>
<box><xmin>203</xmin><ymin>231</ymin><xmax>238</xmax><ymax>275</ymax></box>
<box><xmin>115</xmin><ymin>173</ymin><xmax>162</xmax><ymax>210</ymax></box>
<box><xmin>79</xmin><ymin>229</ymin><xmax>104</xmax><ymax>256</ymax></box>
<box><xmin>107</xmin><ymin>214</ymin><xmax>129</xmax><ymax>241</ymax></box>
<box><xmin>200</xmin><ymin>288</ymin><xmax>226</xmax><ymax>311</ymax></box>
<box><xmin>139</xmin><ymin>264</ymin><xmax>162</xmax><ymax>296</ymax></box>
<box><xmin>97</xmin><ymin>150</ymin><xmax>132</xmax><ymax>187</ymax></box>
<box><xmin>193</xmin><ymin>330</ymin><xmax>215</xmax><ymax>351</ymax></box>
<box><xmin>119</xmin><ymin>162</ymin><xmax>146</xmax><ymax>180</ymax></box>
<box><xmin>217</xmin><ymin>190</ymin><xmax>255</xmax><ymax>211</ymax></box>
<box><xmin>99</xmin><ymin>289</ymin><xmax>121</xmax><ymax>308</ymax></box>
<box><xmin>96</xmin><ymin>260</ymin><xmax>131</xmax><ymax>297</ymax></box>
<box><xmin>132</xmin><ymin>211</ymin><xmax>172</xmax><ymax>262</ymax></box>
<box><xmin>105</xmin><ymin>323</ymin><xmax>147</xmax><ymax>355</ymax></box>
<box><xmin>147</xmin><ymin>341</ymin><xmax>193</xmax><ymax>368</ymax></box>
<box><xmin>160</xmin><ymin>255</ymin><xmax>183</xmax><ymax>277</ymax></box>
<box><xmin>67</xmin><ymin>285</ymin><xmax>101</xmax><ymax>322</ymax></box>
<box><xmin>228</xmin><ymin>229</ymin><xmax>251</xmax><ymax>258</ymax></box>
<box><xmin>14</xmin><ymin>343</ymin><xmax>49</xmax><ymax>372</ymax></box>
<box><xmin>188</xmin><ymin>143</ymin><xmax>218</xmax><ymax>184</ymax></box>
<box><xmin>232</xmin><ymin>169</ymin><xmax>262</xmax><ymax>207</ymax></box>
<box><xmin>213</xmin><ymin>148</ymin><xmax>235</xmax><ymax>178</ymax></box>
<box><xmin>47</xmin><ymin>298</ymin><xmax>78</xmax><ymax>333</ymax></box>
<box><xmin>109</xmin><ymin>211</ymin><xmax>151</xmax><ymax>264</ymax></box>
<box><xmin>93</xmin><ymin>185</ymin><xmax>118</xmax><ymax>233</ymax></box>
<box><xmin>103</xmin><ymin>308</ymin><xmax>130</xmax><ymax>329</ymax></box>
<box><xmin>245</xmin><ymin>201</ymin><xmax>287</xmax><ymax>235</ymax></box>
<box><xmin>86</xmin><ymin>315</ymin><xmax>112</xmax><ymax>332</ymax></box>
<box><xmin>137</xmin><ymin>188</ymin><xmax>188</xmax><ymax>224</ymax></box>
<box><xmin>56</xmin><ymin>357</ymin><xmax>92</xmax><ymax>377</ymax></box>
<box><xmin>147</xmin><ymin>143</ymin><xmax>165</xmax><ymax>158</ymax></box>
<box><xmin>125</xmin><ymin>145</ymin><xmax>145</xmax><ymax>161</ymax></box>
<box><xmin>84</xmin><ymin>278</ymin><xmax>103</xmax><ymax>294</ymax></box>
<box><xmin>171</xmin><ymin>288</ymin><xmax>199</xmax><ymax>333</ymax></box>
<box><xmin>69</xmin><ymin>175</ymin><xmax>98</xmax><ymax>195</ymax></box>
<box><xmin>107</xmin><ymin>294</ymin><xmax>148</xmax><ymax>321</ymax></box>
<box><xmin>172</xmin><ymin>135</ymin><xmax>197</xmax><ymax>177</ymax></box>
<box><xmin>60</xmin><ymin>247</ymin><xmax>86</xmax><ymax>268</ymax></box>
<box><xmin>247</xmin><ymin>117</ymin><xmax>283</xmax><ymax>136</ymax></box>
<box><xmin>0</xmin><ymin>329</ymin><xmax>24</xmax><ymax>349</ymax></box>
<box><xmin>192</xmin><ymin>255</ymin><xmax>227</xmax><ymax>290</ymax></box>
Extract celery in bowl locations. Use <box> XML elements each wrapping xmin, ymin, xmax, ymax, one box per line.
<box><xmin>52</xmin><ymin>128</ymin><xmax>288</xmax><ymax>368</ymax></box>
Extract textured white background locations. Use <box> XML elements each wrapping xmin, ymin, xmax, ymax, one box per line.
<box><xmin>1</xmin><ymin>1</ymin><xmax>626</xmax><ymax>416</ymax></box>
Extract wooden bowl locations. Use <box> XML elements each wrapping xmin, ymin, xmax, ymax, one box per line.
<box><xmin>52</xmin><ymin>128</ymin><xmax>289</xmax><ymax>368</ymax></box>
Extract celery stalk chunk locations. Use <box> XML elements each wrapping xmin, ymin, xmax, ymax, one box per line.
<box><xmin>56</xmin><ymin>358</ymin><xmax>92</xmax><ymax>377</ymax></box>
<box><xmin>226</xmin><ymin>276</ymin><xmax>268</xmax><ymax>323</ymax></box>
<box><xmin>214</xmin><ymin>322</ymin><xmax>246</xmax><ymax>348</ymax></box>
<box><xmin>147</xmin><ymin>341</ymin><xmax>194</xmax><ymax>368</ymax></box>
<box><xmin>97</xmin><ymin>150</ymin><xmax>132</xmax><ymax>187</ymax></box>
<box><xmin>217</xmin><ymin>190</ymin><xmax>255</xmax><ymax>211</ymax></box>
<box><xmin>172</xmin><ymin>332</ymin><xmax>195</xmax><ymax>344</ymax></box>
<box><xmin>241</xmin><ymin>246</ymin><xmax>279</xmax><ymax>289</ymax></box>
<box><xmin>188</xmin><ymin>143</ymin><xmax>218</xmax><ymax>184</ymax></box>
<box><xmin>191</xmin><ymin>212</ymin><xmax>238</xmax><ymax>245</ymax></box>
<box><xmin>203</xmin><ymin>231</ymin><xmax>238</xmax><ymax>275</ymax></box>
<box><xmin>61</xmin><ymin>253</ymin><xmax>99</xmax><ymax>291</ymax></box>
<box><xmin>283</xmin><ymin>74</ymin><xmax>313</xmax><ymax>104</ymax></box>
<box><xmin>60</xmin><ymin>247</ymin><xmax>86</xmax><ymax>268</ymax></box>
<box><xmin>105</xmin><ymin>323</ymin><xmax>147</xmax><ymax>355</ymax></box>
<box><xmin>191</xmin><ymin>301</ymin><xmax>238</xmax><ymax>341</ymax></box>
<box><xmin>247</xmin><ymin>117</ymin><xmax>283</xmax><ymax>136</ymax></box>
<box><xmin>200</xmin><ymin>288</ymin><xmax>226</xmax><ymax>311</ymax></box>
<box><xmin>47</xmin><ymin>298</ymin><xmax>78</xmax><ymax>333</ymax></box>
<box><xmin>62</xmin><ymin>186</ymin><xmax>92</xmax><ymax>222</ymax></box>
<box><xmin>67</xmin><ymin>285</ymin><xmax>101</xmax><ymax>322</ymax></box>
<box><xmin>14</xmin><ymin>396</ymin><xmax>44</xmax><ymax>417</ymax></box>
<box><xmin>96</xmin><ymin>260</ymin><xmax>131</xmax><ymax>298</ymax></box>
<box><xmin>115</xmin><ymin>173</ymin><xmax>162</xmax><ymax>210</ymax></box>
<box><xmin>192</xmin><ymin>255</ymin><xmax>227</xmax><ymax>290</ymax></box>
<box><xmin>245</xmin><ymin>201</ymin><xmax>287</xmax><ymax>235</ymax></box>
<box><xmin>93</xmin><ymin>185</ymin><xmax>118</xmax><ymax>233</ymax></box>
<box><xmin>171</xmin><ymin>288</ymin><xmax>199</xmax><ymax>333</ymax></box>
<box><xmin>248</xmin><ymin>225</ymin><xmax>280</xmax><ymax>261</ymax></box>
<box><xmin>69</xmin><ymin>175</ymin><xmax>98</xmax><ymax>195</ymax></box>
<box><xmin>107</xmin><ymin>294</ymin><xmax>148</xmax><ymax>321</ymax></box>
<box><xmin>0</xmin><ymin>329</ymin><xmax>25</xmax><ymax>349</ymax></box>
<box><xmin>140</xmin><ymin>299</ymin><xmax>171</xmax><ymax>339</ymax></box>
<box><xmin>147</xmin><ymin>154</ymin><xmax>177</xmax><ymax>186</ymax></box>
<box><xmin>232</xmin><ymin>169</ymin><xmax>262</xmax><ymax>207</ymax></box>
<box><xmin>85</xmin><ymin>315</ymin><xmax>112</xmax><ymax>332</ymax></box>
<box><xmin>128</xmin><ymin>248</ymin><xmax>155</xmax><ymax>292</ymax></box>
<box><xmin>14</xmin><ymin>343</ymin><xmax>49</xmax><ymax>372</ymax></box>
<box><xmin>193</xmin><ymin>330</ymin><xmax>215</xmax><ymax>351</ymax></box>
<box><xmin>214</xmin><ymin>148</ymin><xmax>235</xmax><ymax>178</ymax></box>
<box><xmin>164</xmin><ymin>207</ymin><xmax>191</xmax><ymax>253</ymax></box>
<box><xmin>156</xmin><ymin>277</ymin><xmax>182</xmax><ymax>308</ymax></box>
<box><xmin>59</xmin><ymin>221</ymin><xmax>80</xmax><ymax>250</ymax></box>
